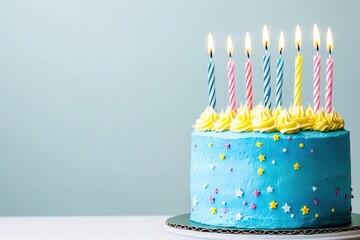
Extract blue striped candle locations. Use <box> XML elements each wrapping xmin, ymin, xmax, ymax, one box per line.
<box><xmin>263</xmin><ymin>54</ymin><xmax>271</xmax><ymax>108</ymax></box>
<box><xmin>276</xmin><ymin>57</ymin><xmax>284</xmax><ymax>108</ymax></box>
<box><xmin>207</xmin><ymin>60</ymin><xmax>216</xmax><ymax>110</ymax></box>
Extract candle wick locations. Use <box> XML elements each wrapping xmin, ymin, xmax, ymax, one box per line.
<box><xmin>279</xmin><ymin>48</ymin><xmax>283</xmax><ymax>56</ymax></box>
<box><xmin>247</xmin><ymin>52</ymin><xmax>250</xmax><ymax>59</ymax></box>
<box><xmin>316</xmin><ymin>44</ymin><xmax>319</xmax><ymax>52</ymax></box>
<box><xmin>297</xmin><ymin>45</ymin><xmax>300</xmax><ymax>52</ymax></box>
<box><xmin>229</xmin><ymin>52</ymin><xmax>232</xmax><ymax>58</ymax></box>
<box><xmin>210</xmin><ymin>51</ymin><xmax>213</xmax><ymax>59</ymax></box>
<box><xmin>329</xmin><ymin>48</ymin><xmax>332</xmax><ymax>56</ymax></box>
<box><xmin>265</xmin><ymin>43</ymin><xmax>268</xmax><ymax>52</ymax></box>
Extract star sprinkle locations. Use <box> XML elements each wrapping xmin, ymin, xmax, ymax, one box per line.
<box><xmin>222</xmin><ymin>208</ymin><xmax>227</xmax><ymax>214</ymax></box>
<box><xmin>250</xmin><ymin>203</ymin><xmax>256</xmax><ymax>209</ymax></box>
<box><xmin>219</xmin><ymin>153</ymin><xmax>226</xmax><ymax>160</ymax></box>
<box><xmin>301</xmin><ymin>205</ymin><xmax>310</xmax><ymax>215</ymax></box>
<box><xmin>258</xmin><ymin>154</ymin><xmax>266</xmax><ymax>162</ymax></box>
<box><xmin>314</xmin><ymin>199</ymin><xmax>319</xmax><ymax>205</ymax></box>
<box><xmin>209</xmin><ymin>196</ymin><xmax>215</xmax><ymax>203</ymax></box>
<box><xmin>211</xmin><ymin>207</ymin><xmax>217</xmax><ymax>214</ymax></box>
<box><xmin>256</xmin><ymin>141</ymin><xmax>263</xmax><ymax>148</ymax></box>
<box><xmin>312</xmin><ymin>186</ymin><xmax>317</xmax><ymax>192</ymax></box>
<box><xmin>267</xmin><ymin>185</ymin><xmax>274</xmax><ymax>193</ymax></box>
<box><xmin>203</xmin><ymin>183</ymin><xmax>208</xmax><ymax>189</ymax></box>
<box><xmin>315</xmin><ymin>213</ymin><xmax>319</xmax><ymax>218</ymax></box>
<box><xmin>269</xmin><ymin>201</ymin><xmax>277</xmax><ymax>209</ymax></box>
<box><xmin>282</xmin><ymin>203</ymin><xmax>291</xmax><ymax>212</ymax></box>
<box><xmin>257</xmin><ymin>168</ymin><xmax>265</xmax><ymax>175</ymax></box>
<box><xmin>193</xmin><ymin>197</ymin><xmax>198</xmax><ymax>206</ymax></box>
<box><xmin>209</xmin><ymin>163</ymin><xmax>215</xmax><ymax>170</ymax></box>
<box><xmin>282</xmin><ymin>148</ymin><xmax>288</xmax><ymax>153</ymax></box>
<box><xmin>299</xmin><ymin>143</ymin><xmax>304</xmax><ymax>148</ymax></box>
<box><xmin>213</xmin><ymin>188</ymin><xmax>218</xmax><ymax>194</ymax></box>
<box><xmin>293</xmin><ymin>162</ymin><xmax>300</xmax><ymax>170</ymax></box>
<box><xmin>272</xmin><ymin>134</ymin><xmax>280</xmax><ymax>141</ymax></box>
<box><xmin>236</xmin><ymin>188</ymin><xmax>244</xmax><ymax>197</ymax></box>
<box><xmin>235</xmin><ymin>212</ymin><xmax>243</xmax><ymax>221</ymax></box>
<box><xmin>208</xmin><ymin>142</ymin><xmax>213</xmax><ymax>148</ymax></box>
<box><xmin>224</xmin><ymin>143</ymin><xmax>231</xmax><ymax>149</ymax></box>
<box><xmin>254</xmin><ymin>190</ymin><xmax>260</xmax><ymax>197</ymax></box>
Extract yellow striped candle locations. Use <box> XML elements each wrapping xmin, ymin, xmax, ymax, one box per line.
<box><xmin>294</xmin><ymin>25</ymin><xmax>303</xmax><ymax>107</ymax></box>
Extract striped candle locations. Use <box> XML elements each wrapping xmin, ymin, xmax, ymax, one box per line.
<box><xmin>275</xmin><ymin>31</ymin><xmax>284</xmax><ymax>108</ymax></box>
<box><xmin>245</xmin><ymin>32</ymin><xmax>253</xmax><ymax>109</ymax></box>
<box><xmin>294</xmin><ymin>25</ymin><xmax>303</xmax><ymax>107</ymax></box>
<box><xmin>262</xmin><ymin>25</ymin><xmax>271</xmax><ymax>108</ymax></box>
<box><xmin>325</xmin><ymin>28</ymin><xmax>334</xmax><ymax>114</ymax></box>
<box><xmin>313</xmin><ymin>24</ymin><xmax>321</xmax><ymax>113</ymax></box>
<box><xmin>227</xmin><ymin>36</ymin><xmax>236</xmax><ymax>112</ymax></box>
<box><xmin>207</xmin><ymin>33</ymin><xmax>216</xmax><ymax>110</ymax></box>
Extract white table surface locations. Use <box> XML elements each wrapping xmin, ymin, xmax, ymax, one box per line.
<box><xmin>0</xmin><ymin>216</ymin><xmax>169</xmax><ymax>240</ymax></box>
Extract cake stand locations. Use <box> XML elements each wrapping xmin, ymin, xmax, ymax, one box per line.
<box><xmin>165</xmin><ymin>213</ymin><xmax>360</xmax><ymax>239</ymax></box>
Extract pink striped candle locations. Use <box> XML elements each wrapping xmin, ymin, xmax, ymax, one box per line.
<box><xmin>313</xmin><ymin>24</ymin><xmax>321</xmax><ymax>113</ymax></box>
<box><xmin>325</xmin><ymin>28</ymin><xmax>334</xmax><ymax>114</ymax></box>
<box><xmin>245</xmin><ymin>32</ymin><xmax>253</xmax><ymax>109</ymax></box>
<box><xmin>227</xmin><ymin>36</ymin><xmax>237</xmax><ymax>112</ymax></box>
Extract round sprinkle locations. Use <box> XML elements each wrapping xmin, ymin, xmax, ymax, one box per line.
<box><xmin>332</xmin><ymin>208</ymin><xmax>335</xmax><ymax>213</ymax></box>
<box><xmin>224</xmin><ymin>143</ymin><xmax>231</xmax><ymax>149</ymax></box>
<box><xmin>282</xmin><ymin>148</ymin><xmax>287</xmax><ymax>153</ymax></box>
<box><xmin>213</xmin><ymin>188</ymin><xmax>218</xmax><ymax>194</ymax></box>
<box><xmin>272</xmin><ymin>160</ymin><xmax>276</xmax><ymax>165</ymax></box>
<box><xmin>208</xmin><ymin>142</ymin><xmax>213</xmax><ymax>148</ymax></box>
<box><xmin>299</xmin><ymin>143</ymin><xmax>304</xmax><ymax>148</ymax></box>
<box><xmin>290</xmin><ymin>214</ymin><xmax>295</xmax><ymax>218</ymax></box>
<box><xmin>287</xmin><ymin>136</ymin><xmax>291</xmax><ymax>140</ymax></box>
<box><xmin>229</xmin><ymin>166</ymin><xmax>233</xmax><ymax>171</ymax></box>
<box><xmin>311</xmin><ymin>149</ymin><xmax>315</xmax><ymax>153</ymax></box>
<box><xmin>222</xmin><ymin>201</ymin><xmax>226</xmax><ymax>206</ymax></box>
<box><xmin>219</xmin><ymin>153</ymin><xmax>226</xmax><ymax>160</ymax></box>
<box><xmin>315</xmin><ymin>213</ymin><xmax>319</xmax><ymax>218</ymax></box>
<box><xmin>242</xmin><ymin>201</ymin><xmax>247</xmax><ymax>206</ymax></box>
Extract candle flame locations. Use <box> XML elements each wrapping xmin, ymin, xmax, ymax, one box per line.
<box><xmin>263</xmin><ymin>25</ymin><xmax>270</xmax><ymax>49</ymax></box>
<box><xmin>295</xmin><ymin>25</ymin><xmax>302</xmax><ymax>51</ymax></box>
<box><xmin>279</xmin><ymin>31</ymin><xmax>284</xmax><ymax>53</ymax></box>
<box><xmin>208</xmin><ymin>33</ymin><xmax>214</xmax><ymax>56</ymax></box>
<box><xmin>227</xmin><ymin>35</ymin><xmax>233</xmax><ymax>57</ymax></box>
<box><xmin>313</xmin><ymin>24</ymin><xmax>320</xmax><ymax>50</ymax></box>
<box><xmin>327</xmin><ymin>28</ymin><xmax>333</xmax><ymax>53</ymax></box>
<box><xmin>245</xmin><ymin>32</ymin><xmax>251</xmax><ymax>56</ymax></box>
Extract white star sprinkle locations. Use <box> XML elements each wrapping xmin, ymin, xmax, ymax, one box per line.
<box><xmin>236</xmin><ymin>188</ymin><xmax>244</xmax><ymax>197</ymax></box>
<box><xmin>267</xmin><ymin>185</ymin><xmax>274</xmax><ymax>193</ymax></box>
<box><xmin>203</xmin><ymin>183</ymin><xmax>208</xmax><ymax>189</ymax></box>
<box><xmin>282</xmin><ymin>203</ymin><xmax>291</xmax><ymax>213</ymax></box>
<box><xmin>235</xmin><ymin>212</ymin><xmax>243</xmax><ymax>221</ymax></box>
<box><xmin>312</xmin><ymin>186</ymin><xmax>317</xmax><ymax>192</ymax></box>
<box><xmin>193</xmin><ymin>197</ymin><xmax>198</xmax><ymax>206</ymax></box>
<box><xmin>209</xmin><ymin>163</ymin><xmax>215</xmax><ymax>170</ymax></box>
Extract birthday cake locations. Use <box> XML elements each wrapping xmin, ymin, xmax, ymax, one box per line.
<box><xmin>190</xmin><ymin>28</ymin><xmax>351</xmax><ymax>229</ymax></box>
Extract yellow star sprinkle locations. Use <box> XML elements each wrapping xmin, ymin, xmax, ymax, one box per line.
<box><xmin>294</xmin><ymin>162</ymin><xmax>300</xmax><ymax>170</ymax></box>
<box><xmin>315</xmin><ymin>213</ymin><xmax>319</xmax><ymax>218</ymax></box>
<box><xmin>219</xmin><ymin>153</ymin><xmax>225</xmax><ymax>160</ymax></box>
<box><xmin>208</xmin><ymin>142</ymin><xmax>213</xmax><ymax>148</ymax></box>
<box><xmin>256</xmin><ymin>141</ymin><xmax>263</xmax><ymax>148</ymax></box>
<box><xmin>299</xmin><ymin>143</ymin><xmax>304</xmax><ymax>148</ymax></box>
<box><xmin>257</xmin><ymin>168</ymin><xmax>265</xmax><ymax>175</ymax></box>
<box><xmin>258</xmin><ymin>154</ymin><xmax>266</xmax><ymax>162</ymax></box>
<box><xmin>211</xmin><ymin>207</ymin><xmax>217</xmax><ymax>214</ymax></box>
<box><xmin>332</xmin><ymin>208</ymin><xmax>335</xmax><ymax>213</ymax></box>
<box><xmin>269</xmin><ymin>201</ymin><xmax>277</xmax><ymax>209</ymax></box>
<box><xmin>301</xmin><ymin>205</ymin><xmax>310</xmax><ymax>215</ymax></box>
<box><xmin>272</xmin><ymin>134</ymin><xmax>280</xmax><ymax>141</ymax></box>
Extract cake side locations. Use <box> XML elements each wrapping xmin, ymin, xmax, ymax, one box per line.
<box><xmin>190</xmin><ymin>130</ymin><xmax>351</xmax><ymax>229</ymax></box>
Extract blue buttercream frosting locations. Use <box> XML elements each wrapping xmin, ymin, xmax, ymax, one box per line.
<box><xmin>190</xmin><ymin>130</ymin><xmax>351</xmax><ymax>229</ymax></box>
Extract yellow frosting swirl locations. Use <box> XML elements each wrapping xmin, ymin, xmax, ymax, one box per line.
<box><xmin>290</xmin><ymin>106</ymin><xmax>313</xmax><ymax>130</ymax></box>
<box><xmin>213</xmin><ymin>107</ymin><xmax>236</xmax><ymax>132</ymax></box>
<box><xmin>326</xmin><ymin>111</ymin><xmax>345</xmax><ymax>130</ymax></box>
<box><xmin>306</xmin><ymin>106</ymin><xmax>314</xmax><ymax>118</ymax></box>
<box><xmin>312</xmin><ymin>110</ymin><xmax>331</xmax><ymax>132</ymax></box>
<box><xmin>230</xmin><ymin>106</ymin><xmax>253</xmax><ymax>132</ymax></box>
<box><xmin>276</xmin><ymin>110</ymin><xmax>300</xmax><ymax>134</ymax></box>
<box><xmin>252</xmin><ymin>105</ymin><xmax>276</xmax><ymax>132</ymax></box>
<box><xmin>193</xmin><ymin>106</ymin><xmax>219</xmax><ymax>131</ymax></box>
<box><xmin>272</xmin><ymin>106</ymin><xmax>284</xmax><ymax>121</ymax></box>
<box><xmin>333</xmin><ymin>111</ymin><xmax>345</xmax><ymax>129</ymax></box>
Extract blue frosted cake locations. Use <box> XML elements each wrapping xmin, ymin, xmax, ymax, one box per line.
<box><xmin>190</xmin><ymin>105</ymin><xmax>351</xmax><ymax>229</ymax></box>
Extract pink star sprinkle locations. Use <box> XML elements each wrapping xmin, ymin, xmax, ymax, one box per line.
<box><xmin>222</xmin><ymin>208</ymin><xmax>227</xmax><ymax>213</ymax></box>
<box><xmin>225</xmin><ymin>143</ymin><xmax>231</xmax><ymax>149</ymax></box>
<box><xmin>314</xmin><ymin>199</ymin><xmax>319</xmax><ymax>205</ymax></box>
<box><xmin>250</xmin><ymin>203</ymin><xmax>256</xmax><ymax>209</ymax></box>
<box><xmin>213</xmin><ymin>188</ymin><xmax>218</xmax><ymax>194</ymax></box>
<box><xmin>254</xmin><ymin>190</ymin><xmax>260</xmax><ymax>197</ymax></box>
<box><xmin>209</xmin><ymin>196</ymin><xmax>215</xmax><ymax>203</ymax></box>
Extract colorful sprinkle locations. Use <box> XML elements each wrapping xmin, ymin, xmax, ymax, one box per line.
<box><xmin>258</xmin><ymin>154</ymin><xmax>266</xmax><ymax>162</ymax></box>
<box><xmin>236</xmin><ymin>188</ymin><xmax>244</xmax><ymax>197</ymax></box>
<box><xmin>235</xmin><ymin>213</ymin><xmax>243</xmax><ymax>220</ymax></box>
<box><xmin>256</xmin><ymin>141</ymin><xmax>263</xmax><ymax>148</ymax></box>
<box><xmin>314</xmin><ymin>199</ymin><xmax>319</xmax><ymax>205</ymax></box>
<box><xmin>219</xmin><ymin>153</ymin><xmax>226</xmax><ymax>160</ymax></box>
<box><xmin>250</xmin><ymin>203</ymin><xmax>256</xmax><ymax>209</ymax></box>
<box><xmin>213</xmin><ymin>188</ymin><xmax>218</xmax><ymax>194</ymax></box>
<box><xmin>282</xmin><ymin>203</ymin><xmax>291</xmax><ymax>212</ymax></box>
<box><xmin>222</xmin><ymin>208</ymin><xmax>227</xmax><ymax>214</ymax></box>
<box><xmin>257</xmin><ymin>168</ymin><xmax>265</xmax><ymax>175</ymax></box>
<box><xmin>229</xmin><ymin>166</ymin><xmax>233</xmax><ymax>171</ymax></box>
<box><xmin>222</xmin><ymin>201</ymin><xmax>226</xmax><ymax>206</ymax></box>
<box><xmin>267</xmin><ymin>185</ymin><xmax>274</xmax><ymax>193</ymax></box>
<box><xmin>269</xmin><ymin>201</ymin><xmax>277</xmax><ymax>209</ymax></box>
<box><xmin>332</xmin><ymin>208</ymin><xmax>335</xmax><ymax>213</ymax></box>
<box><xmin>203</xmin><ymin>183</ymin><xmax>208</xmax><ymax>189</ymax></box>
<box><xmin>299</xmin><ymin>143</ymin><xmax>304</xmax><ymax>148</ymax></box>
<box><xmin>242</xmin><ymin>201</ymin><xmax>247</xmax><ymax>206</ymax></box>
<box><xmin>224</xmin><ymin>143</ymin><xmax>231</xmax><ymax>149</ymax></box>
<box><xmin>287</xmin><ymin>136</ymin><xmax>292</xmax><ymax>140</ymax></box>
<box><xmin>312</xmin><ymin>186</ymin><xmax>317</xmax><ymax>192</ymax></box>
<box><xmin>272</xmin><ymin>134</ymin><xmax>280</xmax><ymax>141</ymax></box>
<box><xmin>336</xmin><ymin>188</ymin><xmax>340</xmax><ymax>196</ymax></box>
<box><xmin>208</xmin><ymin>142</ymin><xmax>213</xmax><ymax>148</ymax></box>
<box><xmin>311</xmin><ymin>149</ymin><xmax>315</xmax><ymax>153</ymax></box>
<box><xmin>315</xmin><ymin>213</ymin><xmax>319</xmax><ymax>218</ymax></box>
<box><xmin>290</xmin><ymin>214</ymin><xmax>295</xmax><ymax>218</ymax></box>
<box><xmin>272</xmin><ymin>160</ymin><xmax>276</xmax><ymax>164</ymax></box>
<box><xmin>209</xmin><ymin>196</ymin><xmax>215</xmax><ymax>203</ymax></box>
<box><xmin>192</xmin><ymin>197</ymin><xmax>198</xmax><ymax>206</ymax></box>
<box><xmin>301</xmin><ymin>205</ymin><xmax>310</xmax><ymax>215</ymax></box>
<box><xmin>209</xmin><ymin>163</ymin><xmax>215</xmax><ymax>170</ymax></box>
<box><xmin>254</xmin><ymin>190</ymin><xmax>261</xmax><ymax>197</ymax></box>
<box><xmin>211</xmin><ymin>207</ymin><xmax>217</xmax><ymax>214</ymax></box>
<box><xmin>282</xmin><ymin>148</ymin><xmax>287</xmax><ymax>153</ymax></box>
<box><xmin>294</xmin><ymin>162</ymin><xmax>301</xmax><ymax>170</ymax></box>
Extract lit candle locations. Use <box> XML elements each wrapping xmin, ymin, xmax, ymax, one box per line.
<box><xmin>207</xmin><ymin>33</ymin><xmax>217</xmax><ymax>110</ymax></box>
<box><xmin>275</xmin><ymin>31</ymin><xmax>284</xmax><ymax>108</ymax></box>
<box><xmin>325</xmin><ymin>28</ymin><xmax>334</xmax><ymax>114</ymax></box>
<box><xmin>313</xmin><ymin>24</ymin><xmax>321</xmax><ymax>112</ymax></box>
<box><xmin>227</xmin><ymin>36</ymin><xmax>237</xmax><ymax>112</ymax></box>
<box><xmin>294</xmin><ymin>25</ymin><xmax>303</xmax><ymax>107</ymax></box>
<box><xmin>262</xmin><ymin>25</ymin><xmax>271</xmax><ymax>108</ymax></box>
<box><xmin>245</xmin><ymin>32</ymin><xmax>253</xmax><ymax>109</ymax></box>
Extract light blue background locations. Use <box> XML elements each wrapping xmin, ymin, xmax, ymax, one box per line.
<box><xmin>0</xmin><ymin>0</ymin><xmax>359</xmax><ymax>215</ymax></box>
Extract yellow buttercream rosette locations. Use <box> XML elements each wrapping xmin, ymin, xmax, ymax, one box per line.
<box><xmin>213</xmin><ymin>107</ymin><xmax>236</xmax><ymax>132</ymax></box>
<box><xmin>290</xmin><ymin>106</ymin><xmax>313</xmax><ymax>130</ymax></box>
<box><xmin>193</xmin><ymin>106</ymin><xmax>219</xmax><ymax>131</ymax></box>
<box><xmin>312</xmin><ymin>109</ymin><xmax>331</xmax><ymax>132</ymax></box>
<box><xmin>252</xmin><ymin>104</ymin><xmax>276</xmax><ymax>132</ymax></box>
<box><xmin>230</xmin><ymin>106</ymin><xmax>253</xmax><ymax>132</ymax></box>
<box><xmin>276</xmin><ymin>110</ymin><xmax>300</xmax><ymax>134</ymax></box>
